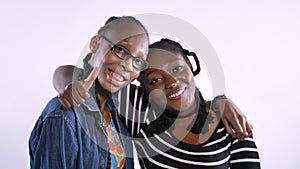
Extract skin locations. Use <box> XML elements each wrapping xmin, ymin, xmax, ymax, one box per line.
<box><xmin>91</xmin><ymin>34</ymin><xmax>148</xmax><ymax>95</ymax></box>
<box><xmin>139</xmin><ymin>48</ymin><xmax>219</xmax><ymax>144</ymax></box>
<box><xmin>82</xmin><ymin>21</ymin><xmax>149</xmax><ymax>123</ymax></box>
<box><xmin>140</xmin><ymin>49</ymin><xmax>196</xmax><ymax>116</ymax></box>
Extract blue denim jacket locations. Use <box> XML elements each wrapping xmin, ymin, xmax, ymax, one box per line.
<box><xmin>29</xmin><ymin>94</ymin><xmax>134</xmax><ymax>169</ymax></box>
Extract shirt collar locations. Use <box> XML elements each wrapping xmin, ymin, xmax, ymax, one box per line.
<box><xmin>81</xmin><ymin>91</ymin><xmax>119</xmax><ymax>112</ymax></box>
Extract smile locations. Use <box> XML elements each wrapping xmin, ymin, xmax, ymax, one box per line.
<box><xmin>106</xmin><ymin>68</ymin><xmax>129</xmax><ymax>87</ymax></box>
<box><xmin>112</xmin><ymin>72</ymin><xmax>125</xmax><ymax>82</ymax></box>
<box><xmin>168</xmin><ymin>88</ymin><xmax>185</xmax><ymax>99</ymax></box>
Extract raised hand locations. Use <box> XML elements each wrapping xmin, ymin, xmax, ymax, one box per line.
<box><xmin>58</xmin><ymin>67</ymin><xmax>100</xmax><ymax>108</ymax></box>
<box><xmin>207</xmin><ymin>98</ymin><xmax>253</xmax><ymax>141</ymax></box>
<box><xmin>222</xmin><ymin>98</ymin><xmax>253</xmax><ymax>140</ymax></box>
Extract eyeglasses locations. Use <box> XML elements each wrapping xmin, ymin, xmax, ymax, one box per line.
<box><xmin>100</xmin><ymin>36</ymin><xmax>149</xmax><ymax>71</ymax></box>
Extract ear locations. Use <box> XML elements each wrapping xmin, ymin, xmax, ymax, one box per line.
<box><xmin>90</xmin><ymin>35</ymin><xmax>100</xmax><ymax>53</ymax></box>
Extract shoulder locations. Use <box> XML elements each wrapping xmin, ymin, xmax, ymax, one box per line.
<box><xmin>34</xmin><ymin>96</ymin><xmax>77</xmax><ymax>130</ymax></box>
<box><xmin>229</xmin><ymin>137</ymin><xmax>261</xmax><ymax>168</ymax></box>
<box><xmin>29</xmin><ymin>96</ymin><xmax>78</xmax><ymax>152</ymax></box>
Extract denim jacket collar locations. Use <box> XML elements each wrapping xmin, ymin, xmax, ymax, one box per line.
<box><xmin>79</xmin><ymin>91</ymin><xmax>119</xmax><ymax>126</ymax></box>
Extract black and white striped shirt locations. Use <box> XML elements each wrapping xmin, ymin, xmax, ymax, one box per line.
<box><xmin>114</xmin><ymin>85</ymin><xmax>260</xmax><ymax>169</ymax></box>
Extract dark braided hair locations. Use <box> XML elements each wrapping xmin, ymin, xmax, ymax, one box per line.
<box><xmin>79</xmin><ymin>16</ymin><xmax>149</xmax><ymax>81</ymax></box>
<box><xmin>149</xmin><ymin>38</ymin><xmax>201</xmax><ymax>76</ymax></box>
<box><xmin>97</xmin><ymin>16</ymin><xmax>149</xmax><ymax>38</ymax></box>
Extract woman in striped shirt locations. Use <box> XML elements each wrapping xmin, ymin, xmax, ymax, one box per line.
<box><xmin>118</xmin><ymin>38</ymin><xmax>261</xmax><ymax>168</ymax></box>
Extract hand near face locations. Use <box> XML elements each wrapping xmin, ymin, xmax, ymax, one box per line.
<box><xmin>207</xmin><ymin>98</ymin><xmax>253</xmax><ymax>140</ymax></box>
<box><xmin>58</xmin><ymin>67</ymin><xmax>100</xmax><ymax>108</ymax></box>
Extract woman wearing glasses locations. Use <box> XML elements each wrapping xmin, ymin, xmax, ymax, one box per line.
<box><xmin>29</xmin><ymin>16</ymin><xmax>150</xmax><ymax>169</ymax></box>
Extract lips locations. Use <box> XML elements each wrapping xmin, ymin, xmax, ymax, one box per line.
<box><xmin>107</xmin><ymin>68</ymin><xmax>129</xmax><ymax>87</ymax></box>
<box><xmin>112</xmin><ymin>72</ymin><xmax>125</xmax><ymax>81</ymax></box>
<box><xmin>167</xmin><ymin>87</ymin><xmax>185</xmax><ymax>99</ymax></box>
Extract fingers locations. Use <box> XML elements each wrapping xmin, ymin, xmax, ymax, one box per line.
<box><xmin>225</xmin><ymin>99</ymin><xmax>244</xmax><ymax>134</ymax></box>
<box><xmin>75</xmin><ymin>82</ymin><xmax>90</xmax><ymax>100</ymax></box>
<box><xmin>222</xmin><ymin>119</ymin><xmax>235</xmax><ymax>137</ymax></box>
<box><xmin>235</xmin><ymin>116</ymin><xmax>248</xmax><ymax>141</ymax></box>
<box><xmin>229</xmin><ymin>114</ymin><xmax>244</xmax><ymax>134</ymax></box>
<box><xmin>246</xmin><ymin>121</ymin><xmax>254</xmax><ymax>138</ymax></box>
<box><xmin>228</xmin><ymin>99</ymin><xmax>254</xmax><ymax>140</ymax></box>
<box><xmin>57</xmin><ymin>67</ymin><xmax>99</xmax><ymax>108</ymax></box>
<box><xmin>61</xmin><ymin>86</ymin><xmax>81</xmax><ymax>107</ymax></box>
<box><xmin>58</xmin><ymin>95</ymin><xmax>71</xmax><ymax>108</ymax></box>
<box><xmin>83</xmin><ymin>67</ymin><xmax>100</xmax><ymax>91</ymax></box>
<box><xmin>220</xmin><ymin>98</ymin><xmax>248</xmax><ymax>140</ymax></box>
<box><xmin>71</xmin><ymin>85</ymin><xmax>85</xmax><ymax>106</ymax></box>
<box><xmin>58</xmin><ymin>83</ymin><xmax>82</xmax><ymax>108</ymax></box>
<box><xmin>72</xmin><ymin>81</ymin><xmax>89</xmax><ymax>104</ymax></box>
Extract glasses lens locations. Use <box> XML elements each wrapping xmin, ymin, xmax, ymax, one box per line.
<box><xmin>109</xmin><ymin>41</ymin><xmax>149</xmax><ymax>71</ymax></box>
<box><xmin>133</xmin><ymin>58</ymin><xmax>149</xmax><ymax>71</ymax></box>
<box><xmin>113</xmin><ymin>45</ymin><xmax>130</xmax><ymax>60</ymax></box>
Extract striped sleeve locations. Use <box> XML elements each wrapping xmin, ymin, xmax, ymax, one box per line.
<box><xmin>229</xmin><ymin>137</ymin><xmax>261</xmax><ymax>169</ymax></box>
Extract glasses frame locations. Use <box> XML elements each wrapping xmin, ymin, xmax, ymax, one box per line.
<box><xmin>100</xmin><ymin>35</ymin><xmax>149</xmax><ymax>71</ymax></box>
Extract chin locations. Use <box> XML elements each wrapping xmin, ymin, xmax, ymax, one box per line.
<box><xmin>110</xmin><ymin>86</ymin><xmax>122</xmax><ymax>93</ymax></box>
<box><xmin>108</xmin><ymin>85</ymin><xmax>123</xmax><ymax>93</ymax></box>
<box><xmin>166</xmin><ymin>105</ymin><xmax>182</xmax><ymax>113</ymax></box>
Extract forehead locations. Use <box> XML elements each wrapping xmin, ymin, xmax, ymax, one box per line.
<box><xmin>147</xmin><ymin>48</ymin><xmax>185</xmax><ymax>69</ymax></box>
<box><xmin>120</xmin><ymin>34</ymin><xmax>149</xmax><ymax>58</ymax></box>
<box><xmin>104</xmin><ymin>22</ymin><xmax>147</xmax><ymax>43</ymax></box>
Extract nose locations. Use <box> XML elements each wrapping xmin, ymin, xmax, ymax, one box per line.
<box><xmin>119</xmin><ymin>57</ymin><xmax>134</xmax><ymax>72</ymax></box>
<box><xmin>165</xmin><ymin>74</ymin><xmax>178</xmax><ymax>89</ymax></box>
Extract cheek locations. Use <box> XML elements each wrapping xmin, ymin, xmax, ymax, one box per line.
<box><xmin>184</xmin><ymin>70</ymin><xmax>195</xmax><ymax>84</ymax></box>
<box><xmin>131</xmin><ymin>71</ymin><xmax>140</xmax><ymax>82</ymax></box>
<box><xmin>102</xmin><ymin>53</ymin><xmax>119</xmax><ymax>65</ymax></box>
<box><xmin>96</xmin><ymin>70</ymin><xmax>106</xmax><ymax>83</ymax></box>
<box><xmin>148</xmin><ymin>89</ymin><xmax>167</xmax><ymax>108</ymax></box>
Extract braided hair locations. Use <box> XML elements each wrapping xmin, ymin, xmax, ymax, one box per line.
<box><xmin>140</xmin><ymin>38</ymin><xmax>213</xmax><ymax>135</ymax></box>
<box><xmin>149</xmin><ymin>38</ymin><xmax>201</xmax><ymax>76</ymax></box>
<box><xmin>79</xmin><ymin>16</ymin><xmax>149</xmax><ymax>81</ymax></box>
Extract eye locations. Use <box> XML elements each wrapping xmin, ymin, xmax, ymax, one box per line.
<box><xmin>173</xmin><ymin>65</ymin><xmax>184</xmax><ymax>73</ymax></box>
<box><xmin>113</xmin><ymin>45</ymin><xmax>128</xmax><ymax>58</ymax></box>
<box><xmin>133</xmin><ymin>58</ymin><xmax>145</xmax><ymax>66</ymax></box>
<box><xmin>150</xmin><ymin>78</ymin><xmax>162</xmax><ymax>84</ymax></box>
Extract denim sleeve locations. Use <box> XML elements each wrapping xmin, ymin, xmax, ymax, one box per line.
<box><xmin>29</xmin><ymin>110</ymin><xmax>79</xmax><ymax>169</ymax></box>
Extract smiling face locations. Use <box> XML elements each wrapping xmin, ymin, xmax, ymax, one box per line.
<box><xmin>90</xmin><ymin>22</ymin><xmax>149</xmax><ymax>93</ymax></box>
<box><xmin>140</xmin><ymin>48</ymin><xmax>196</xmax><ymax>113</ymax></box>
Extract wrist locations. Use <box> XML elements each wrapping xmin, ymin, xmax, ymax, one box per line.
<box><xmin>213</xmin><ymin>94</ymin><xmax>227</xmax><ymax>101</ymax></box>
<box><xmin>211</xmin><ymin>94</ymin><xmax>227</xmax><ymax>112</ymax></box>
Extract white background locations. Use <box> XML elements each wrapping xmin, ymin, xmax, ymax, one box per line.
<box><xmin>1</xmin><ymin>0</ymin><xmax>299</xmax><ymax>168</ymax></box>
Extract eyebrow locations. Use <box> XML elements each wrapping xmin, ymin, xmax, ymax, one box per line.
<box><xmin>143</xmin><ymin>69</ymin><xmax>164</xmax><ymax>79</ymax></box>
<box><xmin>145</xmin><ymin>68</ymin><xmax>159</xmax><ymax>75</ymax></box>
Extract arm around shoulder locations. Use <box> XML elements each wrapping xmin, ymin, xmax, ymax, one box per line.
<box><xmin>53</xmin><ymin>65</ymin><xmax>82</xmax><ymax>93</ymax></box>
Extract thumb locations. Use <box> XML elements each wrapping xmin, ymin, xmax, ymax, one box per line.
<box><xmin>83</xmin><ymin>67</ymin><xmax>100</xmax><ymax>90</ymax></box>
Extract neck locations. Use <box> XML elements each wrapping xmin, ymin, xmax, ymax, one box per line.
<box><xmin>95</xmin><ymin>81</ymin><xmax>112</xmax><ymax>125</ymax></box>
<box><xmin>178</xmin><ymin>100</ymin><xmax>197</xmax><ymax>118</ymax></box>
<box><xmin>95</xmin><ymin>81</ymin><xmax>110</xmax><ymax>109</ymax></box>
<box><xmin>164</xmin><ymin>99</ymin><xmax>197</xmax><ymax>120</ymax></box>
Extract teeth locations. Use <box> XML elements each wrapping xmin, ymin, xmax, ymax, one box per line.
<box><xmin>112</xmin><ymin>73</ymin><xmax>124</xmax><ymax>82</ymax></box>
<box><xmin>169</xmin><ymin>88</ymin><xmax>184</xmax><ymax>98</ymax></box>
